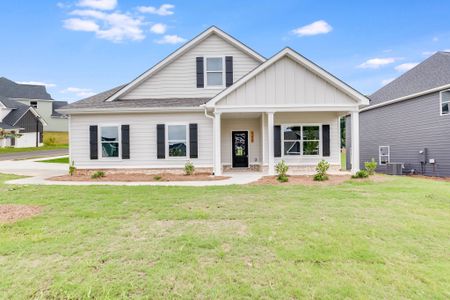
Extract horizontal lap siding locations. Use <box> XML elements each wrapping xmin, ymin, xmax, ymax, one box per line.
<box><xmin>121</xmin><ymin>34</ymin><xmax>261</xmax><ymax>99</ymax></box>
<box><xmin>360</xmin><ymin>92</ymin><xmax>450</xmax><ymax>176</ymax></box>
<box><xmin>70</xmin><ymin>113</ymin><xmax>213</xmax><ymax>169</ymax></box>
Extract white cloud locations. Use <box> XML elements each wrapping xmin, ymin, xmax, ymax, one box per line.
<box><xmin>381</xmin><ymin>78</ymin><xmax>395</xmax><ymax>85</ymax></box>
<box><xmin>395</xmin><ymin>62</ymin><xmax>418</xmax><ymax>72</ymax></box>
<box><xmin>64</xmin><ymin>18</ymin><xmax>99</xmax><ymax>32</ymax></box>
<box><xmin>77</xmin><ymin>0</ymin><xmax>117</xmax><ymax>10</ymax></box>
<box><xmin>156</xmin><ymin>34</ymin><xmax>186</xmax><ymax>44</ymax></box>
<box><xmin>150</xmin><ymin>23</ymin><xmax>167</xmax><ymax>34</ymax></box>
<box><xmin>18</xmin><ymin>81</ymin><xmax>56</xmax><ymax>88</ymax></box>
<box><xmin>137</xmin><ymin>4</ymin><xmax>174</xmax><ymax>16</ymax></box>
<box><xmin>292</xmin><ymin>20</ymin><xmax>332</xmax><ymax>37</ymax></box>
<box><xmin>358</xmin><ymin>57</ymin><xmax>398</xmax><ymax>69</ymax></box>
<box><xmin>432</xmin><ymin>36</ymin><xmax>439</xmax><ymax>42</ymax></box>
<box><xmin>61</xmin><ymin>87</ymin><xmax>96</xmax><ymax>98</ymax></box>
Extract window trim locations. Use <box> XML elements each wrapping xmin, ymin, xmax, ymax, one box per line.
<box><xmin>378</xmin><ymin>145</ymin><xmax>390</xmax><ymax>165</ymax></box>
<box><xmin>98</xmin><ymin>124</ymin><xmax>121</xmax><ymax>160</ymax></box>
<box><xmin>204</xmin><ymin>56</ymin><xmax>225</xmax><ymax>89</ymax></box>
<box><xmin>439</xmin><ymin>89</ymin><xmax>450</xmax><ymax>116</ymax></box>
<box><xmin>281</xmin><ymin>123</ymin><xmax>322</xmax><ymax>157</ymax></box>
<box><xmin>165</xmin><ymin>123</ymin><xmax>189</xmax><ymax>159</ymax></box>
<box><xmin>30</xmin><ymin>101</ymin><xmax>38</xmax><ymax>109</ymax></box>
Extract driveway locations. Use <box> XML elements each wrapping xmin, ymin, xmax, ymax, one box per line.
<box><xmin>0</xmin><ymin>157</ymin><xmax>67</xmax><ymax>177</ymax></box>
<box><xmin>0</xmin><ymin>149</ymin><xmax>68</xmax><ymax>161</ymax></box>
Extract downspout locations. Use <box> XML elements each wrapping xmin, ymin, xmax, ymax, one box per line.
<box><xmin>202</xmin><ymin>105</ymin><xmax>216</xmax><ymax>174</ymax></box>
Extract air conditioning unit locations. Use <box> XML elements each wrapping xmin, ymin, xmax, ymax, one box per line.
<box><xmin>386</xmin><ymin>163</ymin><xmax>403</xmax><ymax>175</ymax></box>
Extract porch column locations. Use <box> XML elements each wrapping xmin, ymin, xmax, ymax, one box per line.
<box><xmin>214</xmin><ymin>112</ymin><xmax>222</xmax><ymax>176</ymax></box>
<box><xmin>267</xmin><ymin>112</ymin><xmax>275</xmax><ymax>175</ymax></box>
<box><xmin>350</xmin><ymin>111</ymin><xmax>360</xmax><ymax>174</ymax></box>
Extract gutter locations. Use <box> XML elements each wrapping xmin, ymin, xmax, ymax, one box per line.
<box><xmin>57</xmin><ymin>106</ymin><xmax>204</xmax><ymax>115</ymax></box>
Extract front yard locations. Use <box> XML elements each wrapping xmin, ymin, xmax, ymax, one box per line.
<box><xmin>0</xmin><ymin>174</ymin><xmax>449</xmax><ymax>299</ymax></box>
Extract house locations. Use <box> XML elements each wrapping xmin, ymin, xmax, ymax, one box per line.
<box><xmin>0</xmin><ymin>77</ymin><xmax>68</xmax><ymax>132</ymax></box>
<box><xmin>59</xmin><ymin>26</ymin><xmax>369</xmax><ymax>175</ymax></box>
<box><xmin>346</xmin><ymin>51</ymin><xmax>450</xmax><ymax>176</ymax></box>
<box><xmin>0</xmin><ymin>96</ymin><xmax>47</xmax><ymax>148</ymax></box>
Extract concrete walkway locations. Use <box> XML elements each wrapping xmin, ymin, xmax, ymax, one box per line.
<box><xmin>0</xmin><ymin>149</ymin><xmax>68</xmax><ymax>161</ymax></box>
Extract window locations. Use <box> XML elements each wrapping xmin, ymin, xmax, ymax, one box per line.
<box><xmin>205</xmin><ymin>57</ymin><xmax>224</xmax><ymax>87</ymax></box>
<box><xmin>379</xmin><ymin>146</ymin><xmax>390</xmax><ymax>165</ymax></box>
<box><xmin>167</xmin><ymin>125</ymin><xmax>187</xmax><ymax>157</ymax></box>
<box><xmin>100</xmin><ymin>126</ymin><xmax>120</xmax><ymax>158</ymax></box>
<box><xmin>283</xmin><ymin>125</ymin><xmax>320</xmax><ymax>156</ymax></box>
<box><xmin>30</xmin><ymin>101</ymin><xmax>38</xmax><ymax>108</ymax></box>
<box><xmin>440</xmin><ymin>90</ymin><xmax>450</xmax><ymax>115</ymax></box>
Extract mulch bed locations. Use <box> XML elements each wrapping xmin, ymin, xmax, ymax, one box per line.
<box><xmin>50</xmin><ymin>173</ymin><xmax>230</xmax><ymax>182</ymax></box>
<box><xmin>252</xmin><ymin>174</ymin><xmax>391</xmax><ymax>186</ymax></box>
<box><xmin>0</xmin><ymin>204</ymin><xmax>42</xmax><ymax>224</ymax></box>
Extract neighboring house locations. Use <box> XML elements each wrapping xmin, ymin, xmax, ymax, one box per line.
<box><xmin>346</xmin><ymin>51</ymin><xmax>450</xmax><ymax>176</ymax></box>
<box><xmin>59</xmin><ymin>26</ymin><xmax>368</xmax><ymax>175</ymax></box>
<box><xmin>0</xmin><ymin>96</ymin><xmax>47</xmax><ymax>148</ymax></box>
<box><xmin>0</xmin><ymin>77</ymin><xmax>68</xmax><ymax>132</ymax></box>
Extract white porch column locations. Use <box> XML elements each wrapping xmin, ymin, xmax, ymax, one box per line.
<box><xmin>267</xmin><ymin>112</ymin><xmax>275</xmax><ymax>175</ymax></box>
<box><xmin>214</xmin><ymin>112</ymin><xmax>222</xmax><ymax>176</ymax></box>
<box><xmin>351</xmin><ymin>111</ymin><xmax>360</xmax><ymax>174</ymax></box>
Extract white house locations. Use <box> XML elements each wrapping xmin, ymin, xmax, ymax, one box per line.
<box><xmin>59</xmin><ymin>26</ymin><xmax>368</xmax><ymax>175</ymax></box>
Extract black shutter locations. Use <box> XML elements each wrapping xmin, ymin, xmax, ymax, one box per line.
<box><xmin>121</xmin><ymin>125</ymin><xmax>130</xmax><ymax>159</ymax></box>
<box><xmin>89</xmin><ymin>125</ymin><xmax>98</xmax><ymax>160</ymax></box>
<box><xmin>196</xmin><ymin>57</ymin><xmax>204</xmax><ymax>88</ymax></box>
<box><xmin>225</xmin><ymin>56</ymin><xmax>233</xmax><ymax>87</ymax></box>
<box><xmin>157</xmin><ymin>124</ymin><xmax>165</xmax><ymax>159</ymax></box>
<box><xmin>189</xmin><ymin>123</ymin><xmax>198</xmax><ymax>158</ymax></box>
<box><xmin>274</xmin><ymin>125</ymin><xmax>281</xmax><ymax>157</ymax></box>
<box><xmin>322</xmin><ymin>124</ymin><xmax>330</xmax><ymax>157</ymax></box>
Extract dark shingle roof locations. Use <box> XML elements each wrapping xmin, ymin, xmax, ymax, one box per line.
<box><xmin>370</xmin><ymin>52</ymin><xmax>450</xmax><ymax>105</ymax></box>
<box><xmin>0</xmin><ymin>122</ymin><xmax>20</xmax><ymax>130</ymax></box>
<box><xmin>60</xmin><ymin>85</ymin><xmax>210</xmax><ymax>111</ymax></box>
<box><xmin>0</xmin><ymin>97</ymin><xmax>33</xmax><ymax>126</ymax></box>
<box><xmin>51</xmin><ymin>101</ymin><xmax>69</xmax><ymax>117</ymax></box>
<box><xmin>0</xmin><ymin>77</ymin><xmax>53</xmax><ymax>100</ymax></box>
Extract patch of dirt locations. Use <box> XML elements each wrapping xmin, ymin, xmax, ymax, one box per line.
<box><xmin>50</xmin><ymin>173</ymin><xmax>229</xmax><ymax>182</ymax></box>
<box><xmin>0</xmin><ymin>204</ymin><xmax>41</xmax><ymax>223</ymax></box>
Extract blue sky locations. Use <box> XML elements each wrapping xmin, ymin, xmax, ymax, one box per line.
<box><xmin>1</xmin><ymin>0</ymin><xmax>449</xmax><ymax>102</ymax></box>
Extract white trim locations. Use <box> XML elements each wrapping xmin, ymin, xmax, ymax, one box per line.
<box><xmin>98</xmin><ymin>124</ymin><xmax>122</xmax><ymax>160</ymax></box>
<box><xmin>439</xmin><ymin>89</ymin><xmax>450</xmax><ymax>116</ymax></box>
<box><xmin>12</xmin><ymin>107</ymin><xmax>48</xmax><ymax>126</ymax></box>
<box><xmin>58</xmin><ymin>107</ymin><xmax>204</xmax><ymax>115</ymax></box>
<box><xmin>350</xmin><ymin>111</ymin><xmax>360</xmax><ymax>174</ymax></box>
<box><xmin>378</xmin><ymin>145</ymin><xmax>390</xmax><ymax>166</ymax></box>
<box><xmin>281</xmin><ymin>124</ymin><xmax>322</xmax><ymax>157</ymax></box>
<box><xmin>204</xmin><ymin>56</ymin><xmax>226</xmax><ymax>89</ymax></box>
<box><xmin>267</xmin><ymin>112</ymin><xmax>274</xmax><ymax>175</ymax></box>
<box><xmin>213</xmin><ymin>105</ymin><xmax>359</xmax><ymax>113</ymax></box>
<box><xmin>214</xmin><ymin>112</ymin><xmax>222</xmax><ymax>175</ymax></box>
<box><xmin>362</xmin><ymin>83</ymin><xmax>450</xmax><ymax>112</ymax></box>
<box><xmin>105</xmin><ymin>26</ymin><xmax>265</xmax><ymax>102</ymax></box>
<box><xmin>206</xmin><ymin>47</ymin><xmax>369</xmax><ymax>108</ymax></box>
<box><xmin>165</xmin><ymin>123</ymin><xmax>190</xmax><ymax>159</ymax></box>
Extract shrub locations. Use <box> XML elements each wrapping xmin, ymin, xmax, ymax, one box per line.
<box><xmin>352</xmin><ymin>170</ymin><xmax>369</xmax><ymax>179</ymax></box>
<box><xmin>314</xmin><ymin>160</ymin><xmax>330</xmax><ymax>181</ymax></box>
<box><xmin>275</xmin><ymin>160</ymin><xmax>289</xmax><ymax>182</ymax></box>
<box><xmin>91</xmin><ymin>171</ymin><xmax>105</xmax><ymax>179</ymax></box>
<box><xmin>44</xmin><ymin>137</ymin><xmax>56</xmax><ymax>146</ymax></box>
<box><xmin>364</xmin><ymin>158</ymin><xmax>377</xmax><ymax>175</ymax></box>
<box><xmin>153</xmin><ymin>175</ymin><xmax>162</xmax><ymax>181</ymax></box>
<box><xmin>68</xmin><ymin>161</ymin><xmax>76</xmax><ymax>176</ymax></box>
<box><xmin>184</xmin><ymin>161</ymin><xmax>195</xmax><ymax>175</ymax></box>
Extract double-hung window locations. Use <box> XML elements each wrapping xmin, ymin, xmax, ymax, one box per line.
<box><xmin>101</xmin><ymin>126</ymin><xmax>120</xmax><ymax>158</ymax></box>
<box><xmin>379</xmin><ymin>146</ymin><xmax>390</xmax><ymax>165</ymax></box>
<box><xmin>440</xmin><ymin>89</ymin><xmax>450</xmax><ymax>115</ymax></box>
<box><xmin>205</xmin><ymin>57</ymin><xmax>224</xmax><ymax>87</ymax></box>
<box><xmin>167</xmin><ymin>125</ymin><xmax>188</xmax><ymax>157</ymax></box>
<box><xmin>283</xmin><ymin>125</ymin><xmax>320</xmax><ymax>156</ymax></box>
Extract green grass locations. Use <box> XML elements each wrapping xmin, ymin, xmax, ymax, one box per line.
<box><xmin>43</xmin><ymin>131</ymin><xmax>69</xmax><ymax>145</ymax></box>
<box><xmin>0</xmin><ymin>144</ymin><xmax>68</xmax><ymax>154</ymax></box>
<box><xmin>38</xmin><ymin>156</ymin><xmax>69</xmax><ymax>164</ymax></box>
<box><xmin>0</xmin><ymin>174</ymin><xmax>449</xmax><ymax>299</ymax></box>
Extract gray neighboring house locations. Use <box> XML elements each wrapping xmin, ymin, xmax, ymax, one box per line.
<box><xmin>0</xmin><ymin>77</ymin><xmax>68</xmax><ymax>132</ymax></box>
<box><xmin>347</xmin><ymin>51</ymin><xmax>450</xmax><ymax>176</ymax></box>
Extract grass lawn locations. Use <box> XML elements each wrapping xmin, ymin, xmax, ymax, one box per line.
<box><xmin>0</xmin><ymin>174</ymin><xmax>449</xmax><ymax>298</ymax></box>
<box><xmin>43</xmin><ymin>131</ymin><xmax>69</xmax><ymax>145</ymax></box>
<box><xmin>0</xmin><ymin>144</ymin><xmax>67</xmax><ymax>154</ymax></box>
<box><xmin>38</xmin><ymin>156</ymin><xmax>69</xmax><ymax>164</ymax></box>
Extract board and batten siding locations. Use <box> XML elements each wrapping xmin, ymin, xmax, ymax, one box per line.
<box><xmin>121</xmin><ymin>34</ymin><xmax>261</xmax><ymax>99</ymax></box>
<box><xmin>70</xmin><ymin>113</ymin><xmax>213</xmax><ymax>169</ymax></box>
<box><xmin>357</xmin><ymin>91</ymin><xmax>450</xmax><ymax>176</ymax></box>
<box><xmin>216</xmin><ymin>57</ymin><xmax>356</xmax><ymax>107</ymax></box>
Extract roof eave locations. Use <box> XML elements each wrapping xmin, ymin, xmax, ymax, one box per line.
<box><xmin>57</xmin><ymin>106</ymin><xmax>204</xmax><ymax>115</ymax></box>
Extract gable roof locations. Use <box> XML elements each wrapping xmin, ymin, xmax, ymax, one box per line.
<box><xmin>51</xmin><ymin>101</ymin><xmax>69</xmax><ymax>118</ymax></box>
<box><xmin>0</xmin><ymin>77</ymin><xmax>53</xmax><ymax>100</ymax></box>
<box><xmin>206</xmin><ymin>47</ymin><xmax>369</xmax><ymax>108</ymax></box>
<box><xmin>370</xmin><ymin>52</ymin><xmax>450</xmax><ymax>105</ymax></box>
<box><xmin>105</xmin><ymin>26</ymin><xmax>266</xmax><ymax>102</ymax></box>
<box><xmin>0</xmin><ymin>96</ymin><xmax>47</xmax><ymax>127</ymax></box>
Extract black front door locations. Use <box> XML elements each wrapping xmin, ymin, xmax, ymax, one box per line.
<box><xmin>232</xmin><ymin>131</ymin><xmax>248</xmax><ymax>168</ymax></box>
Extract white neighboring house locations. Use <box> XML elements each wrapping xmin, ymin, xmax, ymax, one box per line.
<box><xmin>59</xmin><ymin>26</ymin><xmax>369</xmax><ymax>175</ymax></box>
<box><xmin>0</xmin><ymin>97</ymin><xmax>47</xmax><ymax>148</ymax></box>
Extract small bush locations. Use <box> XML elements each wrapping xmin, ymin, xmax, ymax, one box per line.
<box><xmin>44</xmin><ymin>137</ymin><xmax>56</xmax><ymax>146</ymax></box>
<box><xmin>314</xmin><ymin>160</ymin><xmax>330</xmax><ymax>181</ymax></box>
<box><xmin>68</xmin><ymin>161</ymin><xmax>76</xmax><ymax>176</ymax></box>
<box><xmin>352</xmin><ymin>170</ymin><xmax>369</xmax><ymax>179</ymax></box>
<box><xmin>364</xmin><ymin>158</ymin><xmax>377</xmax><ymax>175</ymax></box>
<box><xmin>153</xmin><ymin>175</ymin><xmax>162</xmax><ymax>181</ymax></box>
<box><xmin>91</xmin><ymin>171</ymin><xmax>105</xmax><ymax>179</ymax></box>
<box><xmin>275</xmin><ymin>160</ymin><xmax>289</xmax><ymax>182</ymax></box>
<box><xmin>184</xmin><ymin>161</ymin><xmax>195</xmax><ymax>175</ymax></box>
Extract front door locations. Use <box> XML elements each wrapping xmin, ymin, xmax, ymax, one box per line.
<box><xmin>232</xmin><ymin>131</ymin><xmax>249</xmax><ymax>168</ymax></box>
